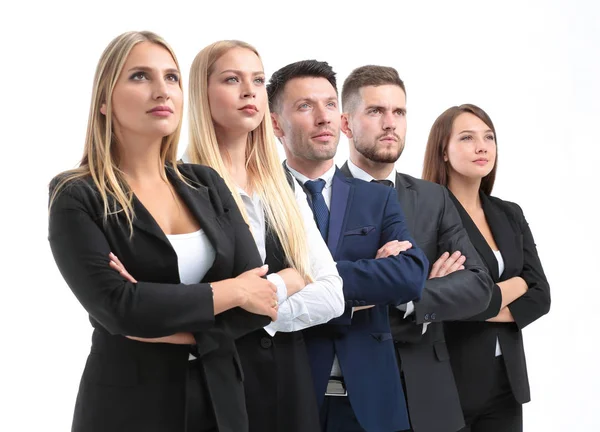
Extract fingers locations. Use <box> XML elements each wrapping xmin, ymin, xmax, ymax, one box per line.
<box><xmin>429</xmin><ymin>251</ymin><xmax>450</xmax><ymax>279</ymax></box>
<box><xmin>376</xmin><ymin>240</ymin><xmax>412</xmax><ymax>259</ymax></box>
<box><xmin>244</xmin><ymin>264</ymin><xmax>269</xmax><ymax>277</ymax></box>
<box><xmin>353</xmin><ymin>305</ymin><xmax>375</xmax><ymax>312</ymax></box>
<box><xmin>109</xmin><ymin>257</ymin><xmax>137</xmax><ymax>283</ymax></box>
<box><xmin>430</xmin><ymin>251</ymin><xmax>466</xmax><ymax>279</ymax></box>
<box><xmin>445</xmin><ymin>254</ymin><xmax>466</xmax><ymax>276</ymax></box>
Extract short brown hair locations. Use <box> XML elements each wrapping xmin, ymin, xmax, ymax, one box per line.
<box><xmin>341</xmin><ymin>65</ymin><xmax>406</xmax><ymax>113</ymax></box>
<box><xmin>422</xmin><ymin>104</ymin><xmax>498</xmax><ymax>195</ymax></box>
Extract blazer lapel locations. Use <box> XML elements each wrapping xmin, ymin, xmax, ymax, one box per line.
<box><xmin>166</xmin><ymin>167</ymin><xmax>229</xmax><ymax>280</ymax></box>
<box><xmin>394</xmin><ymin>173</ymin><xmax>417</xmax><ymax>235</ymax></box>
<box><xmin>328</xmin><ymin>169</ymin><xmax>352</xmax><ymax>259</ymax></box>
<box><xmin>480</xmin><ymin>192</ymin><xmax>518</xmax><ymax>281</ymax></box>
<box><xmin>448</xmin><ymin>191</ymin><xmax>500</xmax><ymax>282</ymax></box>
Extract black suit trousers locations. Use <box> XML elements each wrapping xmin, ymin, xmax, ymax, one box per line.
<box><xmin>458</xmin><ymin>357</ymin><xmax>522</xmax><ymax>432</ymax></box>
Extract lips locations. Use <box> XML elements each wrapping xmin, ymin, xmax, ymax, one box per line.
<box><xmin>473</xmin><ymin>158</ymin><xmax>489</xmax><ymax>165</ymax></box>
<box><xmin>239</xmin><ymin>105</ymin><xmax>258</xmax><ymax>113</ymax></box>
<box><xmin>147</xmin><ymin>106</ymin><xmax>173</xmax><ymax>114</ymax></box>
<box><xmin>379</xmin><ymin>135</ymin><xmax>397</xmax><ymax>142</ymax></box>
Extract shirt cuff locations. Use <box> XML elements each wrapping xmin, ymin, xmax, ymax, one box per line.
<box><xmin>396</xmin><ymin>301</ymin><xmax>415</xmax><ymax>318</ymax></box>
<box><xmin>267</xmin><ymin>273</ymin><xmax>288</xmax><ymax>304</ymax></box>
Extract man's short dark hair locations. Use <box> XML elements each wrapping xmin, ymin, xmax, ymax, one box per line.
<box><xmin>267</xmin><ymin>60</ymin><xmax>337</xmax><ymax>113</ymax></box>
<box><xmin>341</xmin><ymin>65</ymin><xmax>406</xmax><ymax>113</ymax></box>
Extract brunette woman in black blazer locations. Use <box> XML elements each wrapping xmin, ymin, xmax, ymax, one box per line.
<box><xmin>422</xmin><ymin>104</ymin><xmax>550</xmax><ymax>432</ymax></box>
<box><xmin>48</xmin><ymin>31</ymin><xmax>278</xmax><ymax>432</ymax></box>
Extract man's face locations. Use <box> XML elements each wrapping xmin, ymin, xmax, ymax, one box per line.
<box><xmin>272</xmin><ymin>77</ymin><xmax>341</xmax><ymax>162</ymax></box>
<box><xmin>344</xmin><ymin>84</ymin><xmax>407</xmax><ymax>163</ymax></box>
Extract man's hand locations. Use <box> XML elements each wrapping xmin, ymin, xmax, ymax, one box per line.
<box><xmin>429</xmin><ymin>251</ymin><xmax>465</xmax><ymax>279</ymax></box>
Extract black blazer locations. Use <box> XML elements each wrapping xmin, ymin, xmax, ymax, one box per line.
<box><xmin>445</xmin><ymin>190</ymin><xmax>551</xmax><ymax>410</ymax></box>
<box><xmin>340</xmin><ymin>164</ymin><xmax>494</xmax><ymax>432</ymax></box>
<box><xmin>234</xmin><ymin>227</ymin><xmax>321</xmax><ymax>432</ymax></box>
<box><xmin>48</xmin><ymin>163</ymin><xmax>270</xmax><ymax>432</ymax></box>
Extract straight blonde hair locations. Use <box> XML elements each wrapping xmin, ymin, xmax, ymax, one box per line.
<box><xmin>49</xmin><ymin>31</ymin><xmax>185</xmax><ymax>235</ymax></box>
<box><xmin>187</xmin><ymin>40</ymin><xmax>313</xmax><ymax>282</ymax></box>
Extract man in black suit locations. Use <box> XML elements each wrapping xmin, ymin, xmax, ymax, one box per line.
<box><xmin>338</xmin><ymin>65</ymin><xmax>495</xmax><ymax>432</ymax></box>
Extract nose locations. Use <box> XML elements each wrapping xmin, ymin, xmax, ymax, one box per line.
<box><xmin>315</xmin><ymin>104</ymin><xmax>331</xmax><ymax>126</ymax></box>
<box><xmin>382</xmin><ymin>111</ymin><xmax>396</xmax><ymax>131</ymax></box>
<box><xmin>475</xmin><ymin>137</ymin><xmax>488</xmax><ymax>154</ymax></box>
<box><xmin>152</xmin><ymin>78</ymin><xmax>170</xmax><ymax>101</ymax></box>
<box><xmin>241</xmin><ymin>80</ymin><xmax>256</xmax><ymax>99</ymax></box>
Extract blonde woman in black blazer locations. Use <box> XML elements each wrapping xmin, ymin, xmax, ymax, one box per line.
<box><xmin>422</xmin><ymin>104</ymin><xmax>550</xmax><ymax>432</ymax></box>
<box><xmin>48</xmin><ymin>31</ymin><xmax>278</xmax><ymax>432</ymax></box>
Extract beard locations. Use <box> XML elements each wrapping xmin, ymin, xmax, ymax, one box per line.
<box><xmin>354</xmin><ymin>135</ymin><xmax>405</xmax><ymax>163</ymax></box>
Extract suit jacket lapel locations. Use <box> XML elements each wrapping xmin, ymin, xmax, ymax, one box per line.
<box><xmin>328</xmin><ymin>169</ymin><xmax>352</xmax><ymax>259</ymax></box>
<box><xmin>448</xmin><ymin>191</ymin><xmax>500</xmax><ymax>282</ymax></box>
<box><xmin>394</xmin><ymin>173</ymin><xmax>417</xmax><ymax>235</ymax></box>
<box><xmin>480</xmin><ymin>192</ymin><xmax>517</xmax><ymax>281</ymax></box>
<box><xmin>166</xmin><ymin>167</ymin><xmax>230</xmax><ymax>281</ymax></box>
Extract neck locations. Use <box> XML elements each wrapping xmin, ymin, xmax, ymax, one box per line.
<box><xmin>116</xmin><ymin>133</ymin><xmax>164</xmax><ymax>183</ymax></box>
<box><xmin>447</xmin><ymin>174</ymin><xmax>482</xmax><ymax>212</ymax></box>
<box><xmin>286</xmin><ymin>155</ymin><xmax>334</xmax><ymax>180</ymax></box>
<box><xmin>349</xmin><ymin>144</ymin><xmax>395</xmax><ymax>180</ymax></box>
<box><xmin>216</xmin><ymin>128</ymin><xmax>249</xmax><ymax>188</ymax></box>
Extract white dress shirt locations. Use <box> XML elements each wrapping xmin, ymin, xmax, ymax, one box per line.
<box><xmin>493</xmin><ymin>249</ymin><xmax>505</xmax><ymax>357</ymax></box>
<box><xmin>166</xmin><ymin>229</ymin><xmax>216</xmax><ymax>360</ymax></box>
<box><xmin>237</xmin><ymin>181</ymin><xmax>344</xmax><ymax>336</ymax></box>
<box><xmin>346</xmin><ymin>159</ymin><xmax>428</xmax><ymax>335</ymax></box>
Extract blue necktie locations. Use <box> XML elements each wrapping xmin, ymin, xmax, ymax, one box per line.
<box><xmin>304</xmin><ymin>179</ymin><xmax>329</xmax><ymax>241</ymax></box>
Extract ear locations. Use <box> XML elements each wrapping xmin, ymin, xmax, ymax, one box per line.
<box><xmin>100</xmin><ymin>103</ymin><xmax>107</xmax><ymax>116</ymax></box>
<box><xmin>271</xmin><ymin>113</ymin><xmax>284</xmax><ymax>139</ymax></box>
<box><xmin>443</xmin><ymin>151</ymin><xmax>449</xmax><ymax>162</ymax></box>
<box><xmin>340</xmin><ymin>113</ymin><xmax>353</xmax><ymax>139</ymax></box>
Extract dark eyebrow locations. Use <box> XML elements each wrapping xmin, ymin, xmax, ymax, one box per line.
<box><xmin>127</xmin><ymin>66</ymin><xmax>180</xmax><ymax>75</ymax></box>
<box><xmin>458</xmin><ymin>129</ymin><xmax>494</xmax><ymax>134</ymax></box>
<box><xmin>218</xmin><ymin>69</ymin><xmax>264</xmax><ymax>75</ymax></box>
<box><xmin>292</xmin><ymin>96</ymin><xmax>338</xmax><ymax>106</ymax></box>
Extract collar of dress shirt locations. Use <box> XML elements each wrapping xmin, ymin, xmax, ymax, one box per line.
<box><xmin>286</xmin><ymin>161</ymin><xmax>336</xmax><ymax>189</ymax></box>
<box><xmin>346</xmin><ymin>159</ymin><xmax>396</xmax><ymax>187</ymax></box>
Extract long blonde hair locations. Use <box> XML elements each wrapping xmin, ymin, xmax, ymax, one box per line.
<box><xmin>49</xmin><ymin>31</ymin><xmax>185</xmax><ymax>235</ymax></box>
<box><xmin>187</xmin><ymin>40</ymin><xmax>313</xmax><ymax>281</ymax></box>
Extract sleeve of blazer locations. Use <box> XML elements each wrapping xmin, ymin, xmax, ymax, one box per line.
<box><xmin>335</xmin><ymin>187</ymin><xmax>428</xmax><ymax>307</ymax></box>
<box><xmin>413</xmin><ymin>187</ymin><xmax>496</xmax><ymax>325</ymax></box>
<box><xmin>48</xmin><ymin>182</ymin><xmax>216</xmax><ymax>338</ymax></box>
<box><xmin>506</xmin><ymin>202</ymin><xmax>551</xmax><ymax>329</ymax></box>
<box><xmin>205</xmin><ymin>168</ymin><xmax>271</xmax><ymax>339</ymax></box>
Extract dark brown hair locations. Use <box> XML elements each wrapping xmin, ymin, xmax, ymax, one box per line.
<box><xmin>341</xmin><ymin>65</ymin><xmax>405</xmax><ymax>113</ymax></box>
<box><xmin>267</xmin><ymin>60</ymin><xmax>337</xmax><ymax>113</ymax></box>
<box><xmin>422</xmin><ymin>104</ymin><xmax>497</xmax><ymax>195</ymax></box>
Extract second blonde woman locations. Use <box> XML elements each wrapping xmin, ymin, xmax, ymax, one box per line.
<box><xmin>185</xmin><ymin>40</ymin><xmax>344</xmax><ymax>432</ymax></box>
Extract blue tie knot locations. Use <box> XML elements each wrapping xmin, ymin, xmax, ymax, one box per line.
<box><xmin>305</xmin><ymin>178</ymin><xmax>326</xmax><ymax>195</ymax></box>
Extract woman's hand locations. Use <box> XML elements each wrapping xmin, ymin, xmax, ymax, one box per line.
<box><xmin>214</xmin><ymin>266</ymin><xmax>278</xmax><ymax>321</ymax></box>
<box><xmin>277</xmin><ymin>268</ymin><xmax>306</xmax><ymax>297</ymax></box>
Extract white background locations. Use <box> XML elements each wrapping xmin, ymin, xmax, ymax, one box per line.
<box><xmin>1</xmin><ymin>0</ymin><xmax>598</xmax><ymax>430</ymax></box>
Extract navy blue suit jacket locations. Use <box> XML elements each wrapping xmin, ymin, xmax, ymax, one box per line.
<box><xmin>301</xmin><ymin>168</ymin><xmax>428</xmax><ymax>432</ymax></box>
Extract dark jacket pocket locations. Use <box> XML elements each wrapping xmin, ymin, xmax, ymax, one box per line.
<box><xmin>344</xmin><ymin>226</ymin><xmax>376</xmax><ymax>236</ymax></box>
<box><xmin>371</xmin><ymin>332</ymin><xmax>393</xmax><ymax>342</ymax></box>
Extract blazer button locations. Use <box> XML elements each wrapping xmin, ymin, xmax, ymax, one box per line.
<box><xmin>424</xmin><ymin>313</ymin><xmax>430</xmax><ymax>321</ymax></box>
<box><xmin>361</xmin><ymin>227</ymin><xmax>369</xmax><ymax>234</ymax></box>
<box><xmin>260</xmin><ymin>337</ymin><xmax>272</xmax><ymax>349</ymax></box>
<box><xmin>431</xmin><ymin>313</ymin><xmax>436</xmax><ymax>320</ymax></box>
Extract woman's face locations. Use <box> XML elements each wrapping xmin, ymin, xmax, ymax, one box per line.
<box><xmin>207</xmin><ymin>47</ymin><xmax>267</xmax><ymax>137</ymax></box>
<box><xmin>107</xmin><ymin>41</ymin><xmax>182</xmax><ymax>144</ymax></box>
<box><xmin>445</xmin><ymin>112</ymin><xmax>496</xmax><ymax>181</ymax></box>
